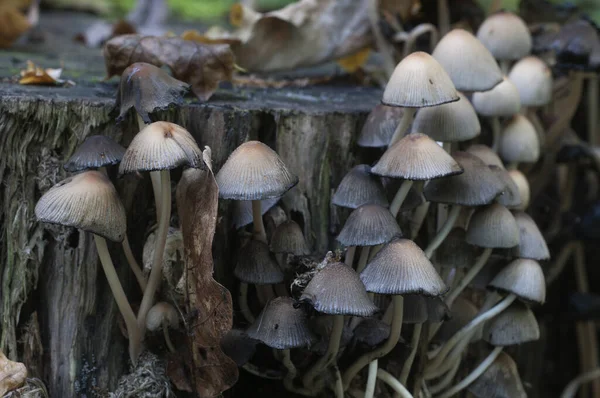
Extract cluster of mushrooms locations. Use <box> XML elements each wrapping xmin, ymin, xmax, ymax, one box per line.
<box><xmin>31</xmin><ymin>9</ymin><xmax>600</xmax><ymax>398</ymax></box>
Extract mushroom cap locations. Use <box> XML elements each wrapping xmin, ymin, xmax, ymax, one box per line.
<box><xmin>246</xmin><ymin>297</ymin><xmax>316</xmax><ymax>349</ymax></box>
<box><xmin>233</xmin><ymin>198</ymin><xmax>279</xmax><ymax>229</ymax></box>
<box><xmin>336</xmin><ymin>204</ymin><xmax>401</xmax><ymax>247</ymax></box>
<box><xmin>488</xmin><ymin>258</ymin><xmax>546</xmax><ymax>304</ymax></box>
<box><xmin>119</xmin><ymin>121</ymin><xmax>203</xmax><ymax>174</ymax></box>
<box><xmin>146</xmin><ymin>302</ymin><xmax>179</xmax><ymax>331</ymax></box>
<box><xmin>471</xmin><ymin>77</ymin><xmax>521</xmax><ymax>117</ymax></box>
<box><xmin>499</xmin><ymin>115</ymin><xmax>540</xmax><ymax>164</ymax></box>
<box><xmin>512</xmin><ymin>211</ymin><xmax>550</xmax><ymax>260</ymax></box>
<box><xmin>220</xmin><ymin>329</ymin><xmax>258</xmax><ymax>366</ymax></box>
<box><xmin>116</xmin><ymin>62</ymin><xmax>190</xmax><ymax>124</ymax></box>
<box><xmin>382</xmin><ymin>51</ymin><xmax>459</xmax><ymax>108</ymax></box>
<box><xmin>466</xmin><ymin>203</ymin><xmax>520</xmax><ymax>248</ymax></box>
<box><xmin>508</xmin><ymin>170</ymin><xmax>530</xmax><ymax>210</ymax></box>
<box><xmin>435</xmin><ymin>297</ymin><xmax>479</xmax><ymax>343</ymax></box>
<box><xmin>508</xmin><ymin>56</ymin><xmax>553</xmax><ymax>106</ymax></box>
<box><xmin>216</xmin><ymin>141</ymin><xmax>298</xmax><ymax>200</ymax></box>
<box><xmin>353</xmin><ymin>317</ymin><xmax>391</xmax><ymax>346</ymax></box>
<box><xmin>269</xmin><ymin>220</ymin><xmax>310</xmax><ymax>255</ymax></box>
<box><xmin>432</xmin><ymin>29</ymin><xmax>503</xmax><ymax>92</ymax></box>
<box><xmin>484</xmin><ymin>302</ymin><xmax>540</xmax><ymax>346</ymax></box>
<box><xmin>300</xmin><ymin>261</ymin><xmax>378</xmax><ymax>316</ymax></box>
<box><xmin>424</xmin><ymin>152</ymin><xmax>505</xmax><ymax>206</ymax></box>
<box><xmin>490</xmin><ymin>166</ymin><xmax>522</xmax><ymax>208</ymax></box>
<box><xmin>411</xmin><ymin>92</ymin><xmax>481</xmax><ymax>142</ymax></box>
<box><xmin>435</xmin><ymin>228</ymin><xmax>478</xmax><ymax>269</ymax></box>
<box><xmin>234</xmin><ymin>239</ymin><xmax>284</xmax><ymax>284</ymax></box>
<box><xmin>402</xmin><ymin>294</ymin><xmax>428</xmax><ymax>324</ymax></box>
<box><xmin>466</xmin><ymin>144</ymin><xmax>505</xmax><ymax>169</ymax></box>
<box><xmin>64</xmin><ymin>135</ymin><xmax>126</xmax><ymax>172</ymax></box>
<box><xmin>35</xmin><ymin>171</ymin><xmax>126</xmax><ymax>242</ymax></box>
<box><xmin>476</xmin><ymin>12</ymin><xmax>532</xmax><ymax>61</ymax></box>
<box><xmin>360</xmin><ymin>239</ymin><xmax>447</xmax><ymax>296</ymax></box>
<box><xmin>371</xmin><ymin>133</ymin><xmax>463</xmax><ymax>180</ymax></box>
<box><xmin>332</xmin><ymin>165</ymin><xmax>389</xmax><ymax>209</ymax></box>
<box><xmin>468</xmin><ymin>352</ymin><xmax>527</xmax><ymax>398</ymax></box>
<box><xmin>358</xmin><ymin>104</ymin><xmax>404</xmax><ymax>147</ymax></box>
<box><xmin>548</xmin><ymin>19</ymin><xmax>600</xmax><ymax>71</ymax></box>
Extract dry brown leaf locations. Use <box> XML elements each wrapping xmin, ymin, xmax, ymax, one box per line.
<box><xmin>0</xmin><ymin>1</ymin><xmax>31</xmax><ymax>48</ymax></box>
<box><xmin>336</xmin><ymin>47</ymin><xmax>371</xmax><ymax>73</ymax></box>
<box><xmin>104</xmin><ymin>34</ymin><xmax>235</xmax><ymax>101</ymax></box>
<box><xmin>19</xmin><ymin>61</ymin><xmax>65</xmax><ymax>85</ymax></box>
<box><xmin>0</xmin><ymin>352</ymin><xmax>27</xmax><ymax>396</ymax></box>
<box><xmin>175</xmin><ymin>148</ymin><xmax>238</xmax><ymax>397</ymax></box>
<box><xmin>166</xmin><ymin>352</ymin><xmax>193</xmax><ymax>393</ymax></box>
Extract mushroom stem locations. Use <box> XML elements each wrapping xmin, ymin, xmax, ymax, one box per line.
<box><xmin>377</xmin><ymin>369</ymin><xmax>414</xmax><ymax>398</ymax></box>
<box><xmin>122</xmin><ymin>234</ymin><xmax>147</xmax><ymax>291</ymax></box>
<box><xmin>390</xmin><ymin>108</ymin><xmax>417</xmax><ymax>146</ymax></box>
<box><xmin>367</xmin><ymin>0</ymin><xmax>396</xmax><ymax>79</ymax></box>
<box><xmin>390</xmin><ymin>180</ymin><xmax>415</xmax><ymax>217</ymax></box>
<box><xmin>280</xmin><ymin>349</ymin><xmax>313</xmax><ymax>396</ymax></box>
<box><xmin>137</xmin><ymin>170</ymin><xmax>171</xmax><ymax>334</ymax></box>
<box><xmin>490</xmin><ymin>117</ymin><xmax>501</xmax><ymax>152</ymax></box>
<box><xmin>343</xmin><ymin>295</ymin><xmax>404</xmax><ymax>390</ymax></box>
<box><xmin>411</xmin><ymin>201</ymin><xmax>431</xmax><ymax>239</ymax></box>
<box><xmin>499</xmin><ymin>60</ymin><xmax>511</xmax><ymax>75</ymax></box>
<box><xmin>136</xmin><ymin>114</ymin><xmax>162</xmax><ymax>218</ymax></box>
<box><xmin>365</xmin><ymin>360</ymin><xmax>378</xmax><ymax>398</ymax></box>
<box><xmin>252</xmin><ymin>200</ymin><xmax>268</xmax><ymax>243</ymax></box>
<box><xmin>242</xmin><ymin>362</ymin><xmax>284</xmax><ymax>380</ymax></box>
<box><xmin>93</xmin><ymin>234</ymin><xmax>141</xmax><ymax>363</ymax></box>
<box><xmin>162</xmin><ymin>322</ymin><xmax>176</xmax><ymax>353</ymax></box>
<box><xmin>562</xmin><ymin>367</ymin><xmax>600</xmax><ymax>398</ymax></box>
<box><xmin>345</xmin><ymin>246</ymin><xmax>357</xmax><ymax>267</ymax></box>
<box><xmin>588</xmin><ymin>76</ymin><xmax>599</xmax><ymax>146</ymax></box>
<box><xmin>303</xmin><ymin>315</ymin><xmax>344</xmax><ymax>390</ymax></box>
<box><xmin>423</xmin><ymin>205</ymin><xmax>461</xmax><ymax>258</ymax></box>
<box><xmin>444</xmin><ymin>247</ymin><xmax>493</xmax><ymax>307</ymax></box>
<box><xmin>400</xmin><ymin>323</ymin><xmax>423</xmax><ymax>385</ymax></box>
<box><xmin>356</xmin><ymin>246</ymin><xmax>371</xmax><ymax>273</ymax></box>
<box><xmin>334</xmin><ymin>367</ymin><xmax>344</xmax><ymax>398</ymax></box>
<box><xmin>238</xmin><ymin>282</ymin><xmax>255</xmax><ymax>323</ymax></box>
<box><xmin>425</xmin><ymin>335</ymin><xmax>470</xmax><ymax>380</ymax></box>
<box><xmin>428</xmin><ymin>352</ymin><xmax>461</xmax><ymax>394</ymax></box>
<box><xmin>436</xmin><ymin>346</ymin><xmax>503</xmax><ymax>398</ymax></box>
<box><xmin>437</xmin><ymin>0</ymin><xmax>450</xmax><ymax>36</ymax></box>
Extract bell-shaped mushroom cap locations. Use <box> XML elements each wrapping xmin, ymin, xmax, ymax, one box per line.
<box><xmin>547</xmin><ymin>19</ymin><xmax>600</xmax><ymax>70</ymax></box>
<box><xmin>119</xmin><ymin>121</ymin><xmax>203</xmax><ymax>174</ymax></box>
<box><xmin>360</xmin><ymin>239</ymin><xmax>447</xmax><ymax>296</ymax></box>
<box><xmin>435</xmin><ymin>297</ymin><xmax>479</xmax><ymax>343</ymax></box>
<box><xmin>432</xmin><ymin>29</ymin><xmax>503</xmax><ymax>92</ymax></box>
<box><xmin>300</xmin><ymin>261</ymin><xmax>378</xmax><ymax>316</ymax></box>
<box><xmin>403</xmin><ymin>294</ymin><xmax>428</xmax><ymax>324</ymax></box>
<box><xmin>64</xmin><ymin>135</ymin><xmax>126</xmax><ymax>172</ymax></box>
<box><xmin>435</xmin><ymin>228</ymin><xmax>478</xmax><ymax>269</ymax></box>
<box><xmin>476</xmin><ymin>12</ymin><xmax>532</xmax><ymax>61</ymax></box>
<box><xmin>512</xmin><ymin>211</ymin><xmax>550</xmax><ymax>260</ymax></box>
<box><xmin>233</xmin><ymin>198</ymin><xmax>279</xmax><ymax>229</ymax></box>
<box><xmin>234</xmin><ymin>240</ymin><xmax>284</xmax><ymax>284</ymax></box>
<box><xmin>489</xmin><ymin>258</ymin><xmax>546</xmax><ymax>304</ymax></box>
<box><xmin>270</xmin><ymin>220</ymin><xmax>310</xmax><ymax>255</ymax></box>
<box><xmin>216</xmin><ymin>141</ymin><xmax>298</xmax><ymax>200</ymax></box>
<box><xmin>332</xmin><ymin>165</ymin><xmax>389</xmax><ymax>209</ymax></box>
<box><xmin>146</xmin><ymin>302</ymin><xmax>179</xmax><ymax>331</ymax></box>
<box><xmin>508</xmin><ymin>56</ymin><xmax>553</xmax><ymax>106</ymax></box>
<box><xmin>490</xmin><ymin>166</ymin><xmax>522</xmax><ymax>208</ymax></box>
<box><xmin>466</xmin><ymin>144</ymin><xmax>505</xmax><ymax>169</ymax></box>
<box><xmin>466</xmin><ymin>203</ymin><xmax>520</xmax><ymax>248</ymax></box>
<box><xmin>354</xmin><ymin>318</ymin><xmax>391</xmax><ymax>346</ymax></box>
<box><xmin>499</xmin><ymin>115</ymin><xmax>540</xmax><ymax>164</ymax></box>
<box><xmin>468</xmin><ymin>352</ymin><xmax>527</xmax><ymax>398</ymax></box>
<box><xmin>508</xmin><ymin>170</ymin><xmax>530</xmax><ymax>210</ymax></box>
<box><xmin>424</xmin><ymin>152</ymin><xmax>505</xmax><ymax>206</ymax></box>
<box><xmin>246</xmin><ymin>297</ymin><xmax>315</xmax><ymax>349</ymax></box>
<box><xmin>35</xmin><ymin>171</ymin><xmax>126</xmax><ymax>242</ymax></box>
<box><xmin>220</xmin><ymin>329</ymin><xmax>258</xmax><ymax>366</ymax></box>
<box><xmin>484</xmin><ymin>302</ymin><xmax>540</xmax><ymax>346</ymax></box>
<box><xmin>116</xmin><ymin>62</ymin><xmax>190</xmax><ymax>124</ymax></box>
<box><xmin>358</xmin><ymin>104</ymin><xmax>404</xmax><ymax>147</ymax></box>
<box><xmin>471</xmin><ymin>77</ymin><xmax>521</xmax><ymax>117</ymax></box>
<box><xmin>371</xmin><ymin>133</ymin><xmax>463</xmax><ymax>180</ymax></box>
<box><xmin>411</xmin><ymin>92</ymin><xmax>481</xmax><ymax>142</ymax></box>
<box><xmin>382</xmin><ymin>51</ymin><xmax>459</xmax><ymax>108</ymax></box>
<box><xmin>336</xmin><ymin>204</ymin><xmax>401</xmax><ymax>247</ymax></box>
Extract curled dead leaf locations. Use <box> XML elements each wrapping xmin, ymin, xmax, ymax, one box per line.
<box><xmin>19</xmin><ymin>61</ymin><xmax>69</xmax><ymax>86</ymax></box>
<box><xmin>0</xmin><ymin>0</ymin><xmax>32</xmax><ymax>48</ymax></box>
<box><xmin>0</xmin><ymin>352</ymin><xmax>27</xmax><ymax>396</ymax></box>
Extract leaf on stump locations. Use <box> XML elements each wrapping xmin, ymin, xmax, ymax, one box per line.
<box><xmin>0</xmin><ymin>352</ymin><xmax>27</xmax><ymax>396</ymax></box>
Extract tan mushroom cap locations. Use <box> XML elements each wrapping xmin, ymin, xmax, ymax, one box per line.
<box><xmin>490</xmin><ymin>166</ymin><xmax>522</xmax><ymax>208</ymax></box>
<box><xmin>466</xmin><ymin>204</ymin><xmax>520</xmax><ymax>248</ymax></box>
<box><xmin>336</xmin><ymin>204</ymin><xmax>401</xmax><ymax>247</ymax></box>
<box><xmin>234</xmin><ymin>240</ymin><xmax>284</xmax><ymax>284</ymax></box>
<box><xmin>119</xmin><ymin>121</ymin><xmax>203</xmax><ymax>174</ymax></box>
<box><xmin>371</xmin><ymin>133</ymin><xmax>463</xmax><ymax>180</ymax></box>
<box><xmin>216</xmin><ymin>141</ymin><xmax>298</xmax><ymax>200</ymax></box>
<box><xmin>488</xmin><ymin>258</ymin><xmax>546</xmax><ymax>304</ymax></box>
<box><xmin>35</xmin><ymin>171</ymin><xmax>126</xmax><ymax>242</ymax></box>
<box><xmin>382</xmin><ymin>51</ymin><xmax>459</xmax><ymax>108</ymax></box>
<box><xmin>484</xmin><ymin>302</ymin><xmax>540</xmax><ymax>346</ymax></box>
<box><xmin>508</xmin><ymin>170</ymin><xmax>530</xmax><ymax>210</ymax></box>
<box><xmin>269</xmin><ymin>220</ymin><xmax>310</xmax><ymax>255</ymax></box>
<box><xmin>411</xmin><ymin>92</ymin><xmax>481</xmax><ymax>142</ymax></box>
<box><xmin>64</xmin><ymin>135</ymin><xmax>126</xmax><ymax>172</ymax></box>
<box><xmin>499</xmin><ymin>115</ymin><xmax>540</xmax><ymax>163</ymax></box>
<box><xmin>466</xmin><ymin>144</ymin><xmax>505</xmax><ymax>169</ymax></box>
<box><xmin>472</xmin><ymin>76</ymin><xmax>521</xmax><ymax>117</ymax></box>
<box><xmin>360</xmin><ymin>239</ymin><xmax>447</xmax><ymax>296</ymax></box>
<box><xmin>476</xmin><ymin>12</ymin><xmax>532</xmax><ymax>61</ymax></box>
<box><xmin>468</xmin><ymin>352</ymin><xmax>527</xmax><ymax>398</ymax></box>
<box><xmin>358</xmin><ymin>104</ymin><xmax>404</xmax><ymax>147</ymax></box>
<box><xmin>146</xmin><ymin>302</ymin><xmax>179</xmax><ymax>331</ymax></box>
<box><xmin>435</xmin><ymin>228</ymin><xmax>478</xmax><ymax>269</ymax></box>
<box><xmin>512</xmin><ymin>211</ymin><xmax>550</xmax><ymax>260</ymax></box>
<box><xmin>332</xmin><ymin>164</ymin><xmax>389</xmax><ymax>209</ymax></box>
<box><xmin>508</xmin><ymin>56</ymin><xmax>553</xmax><ymax>106</ymax></box>
<box><xmin>432</xmin><ymin>29</ymin><xmax>503</xmax><ymax>92</ymax></box>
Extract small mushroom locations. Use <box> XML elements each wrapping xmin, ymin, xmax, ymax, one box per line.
<box><xmin>357</xmin><ymin>104</ymin><xmax>404</xmax><ymax>148</ymax></box>
<box><xmin>146</xmin><ymin>302</ymin><xmax>179</xmax><ymax>353</ymax></box>
<box><xmin>498</xmin><ymin>114</ymin><xmax>540</xmax><ymax>168</ymax></box>
<box><xmin>332</xmin><ymin>164</ymin><xmax>389</xmax><ymax>209</ymax></box>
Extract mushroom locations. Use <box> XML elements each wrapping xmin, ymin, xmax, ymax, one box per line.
<box><xmin>507</xmin><ymin>170</ymin><xmax>531</xmax><ymax>210</ymax></box>
<box><xmin>332</xmin><ymin>164</ymin><xmax>389</xmax><ymax>210</ymax></box>
<box><xmin>498</xmin><ymin>114</ymin><xmax>540</xmax><ymax>169</ymax></box>
<box><xmin>512</xmin><ymin>211</ymin><xmax>550</xmax><ymax>260</ymax></box>
<box><xmin>357</xmin><ymin>104</ymin><xmax>404</xmax><ymax>148</ymax></box>
<box><xmin>269</xmin><ymin>219</ymin><xmax>310</xmax><ymax>274</ymax></box>
<box><xmin>146</xmin><ymin>301</ymin><xmax>179</xmax><ymax>353</ymax></box>
<box><xmin>233</xmin><ymin>198</ymin><xmax>279</xmax><ymax>230</ymax></box>
<box><xmin>466</xmin><ymin>144</ymin><xmax>505</xmax><ymax>170</ymax></box>
<box><xmin>489</xmin><ymin>166</ymin><xmax>523</xmax><ymax>209</ymax></box>
<box><xmin>467</xmin><ymin>351</ymin><xmax>527</xmax><ymax>398</ymax></box>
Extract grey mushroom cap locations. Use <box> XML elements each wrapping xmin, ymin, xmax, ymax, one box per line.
<box><xmin>216</xmin><ymin>141</ymin><xmax>298</xmax><ymax>200</ymax></box>
<box><xmin>508</xmin><ymin>170</ymin><xmax>530</xmax><ymax>210</ymax></box>
<box><xmin>146</xmin><ymin>302</ymin><xmax>179</xmax><ymax>331</ymax></box>
<box><xmin>435</xmin><ymin>297</ymin><xmax>479</xmax><ymax>343</ymax></box>
<box><xmin>233</xmin><ymin>198</ymin><xmax>279</xmax><ymax>229</ymax></box>
<box><xmin>64</xmin><ymin>135</ymin><xmax>126</xmax><ymax>172</ymax></box>
<box><xmin>476</xmin><ymin>12</ymin><xmax>532</xmax><ymax>61</ymax></box>
<box><xmin>508</xmin><ymin>56</ymin><xmax>553</xmax><ymax>107</ymax></box>
<box><xmin>466</xmin><ymin>144</ymin><xmax>505</xmax><ymax>169</ymax></box>
<box><xmin>360</xmin><ymin>239</ymin><xmax>447</xmax><ymax>296</ymax></box>
<box><xmin>246</xmin><ymin>297</ymin><xmax>316</xmax><ymax>349</ymax></box>
<box><xmin>488</xmin><ymin>258</ymin><xmax>546</xmax><ymax>304</ymax></box>
<box><xmin>234</xmin><ymin>240</ymin><xmax>284</xmax><ymax>284</ymax></box>
<box><xmin>466</xmin><ymin>203</ymin><xmax>520</xmax><ymax>248</ymax></box>
<box><xmin>35</xmin><ymin>171</ymin><xmax>127</xmax><ymax>242</ymax></box>
<box><xmin>332</xmin><ymin>165</ymin><xmax>389</xmax><ymax>209</ymax></box>
<box><xmin>220</xmin><ymin>329</ymin><xmax>259</xmax><ymax>366</ymax></box>
<box><xmin>402</xmin><ymin>294</ymin><xmax>428</xmax><ymax>324</ymax></box>
<box><xmin>498</xmin><ymin>115</ymin><xmax>540</xmax><ymax>164</ymax></box>
<box><xmin>353</xmin><ymin>318</ymin><xmax>391</xmax><ymax>346</ymax></box>
<box><xmin>472</xmin><ymin>76</ymin><xmax>521</xmax><ymax>117</ymax></box>
<box><xmin>119</xmin><ymin>121</ymin><xmax>203</xmax><ymax>174</ymax></box>
<box><xmin>424</xmin><ymin>152</ymin><xmax>505</xmax><ymax>206</ymax></box>
<box><xmin>300</xmin><ymin>261</ymin><xmax>378</xmax><ymax>316</ymax></box>
<box><xmin>336</xmin><ymin>204</ymin><xmax>402</xmax><ymax>247</ymax></box>
<box><xmin>484</xmin><ymin>302</ymin><xmax>540</xmax><ymax>346</ymax></box>
<box><xmin>270</xmin><ymin>220</ymin><xmax>310</xmax><ymax>255</ymax></box>
<box><xmin>371</xmin><ymin>133</ymin><xmax>464</xmax><ymax>180</ymax></box>
<box><xmin>468</xmin><ymin>352</ymin><xmax>527</xmax><ymax>398</ymax></box>
<box><xmin>512</xmin><ymin>211</ymin><xmax>550</xmax><ymax>260</ymax></box>
<box><xmin>358</xmin><ymin>104</ymin><xmax>404</xmax><ymax>147</ymax></box>
<box><xmin>490</xmin><ymin>166</ymin><xmax>522</xmax><ymax>208</ymax></box>
<box><xmin>435</xmin><ymin>228</ymin><xmax>478</xmax><ymax>269</ymax></box>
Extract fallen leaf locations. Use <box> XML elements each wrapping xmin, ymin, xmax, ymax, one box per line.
<box><xmin>19</xmin><ymin>61</ymin><xmax>67</xmax><ymax>85</ymax></box>
<box><xmin>0</xmin><ymin>1</ymin><xmax>31</xmax><ymax>48</ymax></box>
<box><xmin>175</xmin><ymin>147</ymin><xmax>238</xmax><ymax>397</ymax></box>
<box><xmin>0</xmin><ymin>351</ymin><xmax>27</xmax><ymax>396</ymax></box>
<box><xmin>336</xmin><ymin>47</ymin><xmax>371</xmax><ymax>73</ymax></box>
<box><xmin>166</xmin><ymin>352</ymin><xmax>193</xmax><ymax>393</ymax></box>
<box><xmin>104</xmin><ymin>34</ymin><xmax>235</xmax><ymax>101</ymax></box>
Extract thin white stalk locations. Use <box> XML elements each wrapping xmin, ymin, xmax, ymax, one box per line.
<box><xmin>400</xmin><ymin>323</ymin><xmax>423</xmax><ymax>384</ymax></box>
<box><xmin>163</xmin><ymin>323</ymin><xmax>176</xmax><ymax>353</ymax></box>
<box><xmin>136</xmin><ymin>114</ymin><xmax>161</xmax><ymax>219</ymax></box>
<box><xmin>334</xmin><ymin>367</ymin><xmax>344</xmax><ymax>398</ymax></box>
<box><xmin>345</xmin><ymin>246</ymin><xmax>357</xmax><ymax>267</ymax></box>
<box><xmin>252</xmin><ymin>199</ymin><xmax>267</xmax><ymax>243</ymax></box>
<box><xmin>424</xmin><ymin>205</ymin><xmax>461</xmax><ymax>258</ymax></box>
<box><xmin>242</xmin><ymin>363</ymin><xmax>284</xmax><ymax>380</ymax></box>
<box><xmin>239</xmin><ymin>282</ymin><xmax>255</xmax><ymax>323</ymax></box>
<box><xmin>490</xmin><ymin>117</ymin><xmax>501</xmax><ymax>153</ymax></box>
<box><xmin>377</xmin><ymin>369</ymin><xmax>414</xmax><ymax>398</ymax></box>
<box><xmin>356</xmin><ymin>246</ymin><xmax>371</xmax><ymax>273</ymax></box>
<box><xmin>425</xmin><ymin>335</ymin><xmax>470</xmax><ymax>380</ymax></box>
<box><xmin>588</xmin><ymin>76</ymin><xmax>599</xmax><ymax>146</ymax></box>
<box><xmin>122</xmin><ymin>234</ymin><xmax>147</xmax><ymax>291</ymax></box>
<box><xmin>562</xmin><ymin>368</ymin><xmax>600</xmax><ymax>398</ymax></box>
<box><xmin>390</xmin><ymin>108</ymin><xmax>417</xmax><ymax>146</ymax></box>
<box><xmin>390</xmin><ymin>180</ymin><xmax>415</xmax><ymax>217</ymax></box>
<box><xmin>445</xmin><ymin>247</ymin><xmax>493</xmax><ymax>307</ymax></box>
<box><xmin>437</xmin><ymin>0</ymin><xmax>450</xmax><ymax>36</ymax></box>
<box><xmin>281</xmin><ymin>349</ymin><xmax>312</xmax><ymax>396</ymax></box>
<box><xmin>303</xmin><ymin>315</ymin><xmax>344</xmax><ymax>390</ymax></box>
<box><xmin>411</xmin><ymin>201</ymin><xmax>431</xmax><ymax>239</ymax></box>
<box><xmin>428</xmin><ymin>353</ymin><xmax>461</xmax><ymax>394</ymax></box>
<box><xmin>365</xmin><ymin>360</ymin><xmax>378</xmax><ymax>398</ymax></box>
